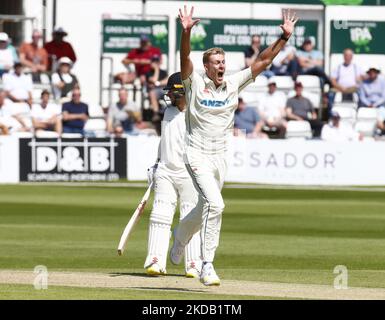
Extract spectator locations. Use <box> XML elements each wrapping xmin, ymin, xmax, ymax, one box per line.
<box><xmin>62</xmin><ymin>88</ymin><xmax>88</xmax><ymax>135</ymax></box>
<box><xmin>294</xmin><ymin>38</ymin><xmax>331</xmax><ymax>87</ymax></box>
<box><xmin>321</xmin><ymin>110</ymin><xmax>362</xmax><ymax>142</ymax></box>
<box><xmin>257</xmin><ymin>79</ymin><xmax>287</xmax><ymax>138</ymax></box>
<box><xmin>358</xmin><ymin>66</ymin><xmax>385</xmax><ymax>109</ymax></box>
<box><xmin>3</xmin><ymin>62</ymin><xmax>33</xmax><ymax>107</ymax></box>
<box><xmin>286</xmin><ymin>82</ymin><xmax>323</xmax><ymax>137</ymax></box>
<box><xmin>18</xmin><ymin>29</ymin><xmax>49</xmax><ymax>83</ymax></box>
<box><xmin>0</xmin><ymin>32</ymin><xmax>18</xmax><ymax>78</ymax></box>
<box><xmin>328</xmin><ymin>48</ymin><xmax>365</xmax><ymax>114</ymax></box>
<box><xmin>271</xmin><ymin>43</ymin><xmax>297</xmax><ymax>77</ymax></box>
<box><xmin>146</xmin><ymin>55</ymin><xmax>168</xmax><ymax>125</ymax></box>
<box><xmin>120</xmin><ymin>34</ymin><xmax>162</xmax><ymax>84</ymax></box>
<box><xmin>244</xmin><ymin>35</ymin><xmax>274</xmax><ymax>78</ymax></box>
<box><xmin>51</xmin><ymin>57</ymin><xmax>79</xmax><ymax>100</ymax></box>
<box><xmin>0</xmin><ymin>90</ymin><xmax>11</xmax><ymax>134</ymax></box>
<box><xmin>44</xmin><ymin>27</ymin><xmax>77</xmax><ymax>71</ymax></box>
<box><xmin>106</xmin><ymin>88</ymin><xmax>142</xmax><ymax>136</ymax></box>
<box><xmin>0</xmin><ymin>90</ymin><xmax>28</xmax><ymax>133</ymax></box>
<box><xmin>31</xmin><ymin>90</ymin><xmax>62</xmax><ymax>135</ymax></box>
<box><xmin>234</xmin><ymin>97</ymin><xmax>268</xmax><ymax>139</ymax></box>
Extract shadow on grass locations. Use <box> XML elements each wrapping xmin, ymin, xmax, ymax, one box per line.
<box><xmin>131</xmin><ymin>286</ymin><xmax>206</xmax><ymax>293</ymax></box>
<box><xmin>109</xmin><ymin>272</ymin><xmax>186</xmax><ymax>278</ymax></box>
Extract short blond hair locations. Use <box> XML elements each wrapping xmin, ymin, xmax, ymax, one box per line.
<box><xmin>202</xmin><ymin>47</ymin><xmax>225</xmax><ymax>64</ymax></box>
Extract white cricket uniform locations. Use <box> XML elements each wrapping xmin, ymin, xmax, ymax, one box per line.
<box><xmin>144</xmin><ymin>105</ymin><xmax>201</xmax><ymax>273</ymax></box>
<box><xmin>176</xmin><ymin>68</ymin><xmax>254</xmax><ymax>263</ymax></box>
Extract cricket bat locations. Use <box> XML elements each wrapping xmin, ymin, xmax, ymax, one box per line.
<box><xmin>117</xmin><ymin>183</ymin><xmax>153</xmax><ymax>256</ymax></box>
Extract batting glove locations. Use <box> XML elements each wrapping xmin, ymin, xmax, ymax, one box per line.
<box><xmin>147</xmin><ymin>163</ymin><xmax>158</xmax><ymax>188</ymax></box>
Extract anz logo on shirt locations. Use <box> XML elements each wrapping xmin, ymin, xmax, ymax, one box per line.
<box><xmin>200</xmin><ymin>98</ymin><xmax>230</xmax><ymax>107</ymax></box>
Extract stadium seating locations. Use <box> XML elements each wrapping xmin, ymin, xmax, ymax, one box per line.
<box><xmin>239</xmin><ymin>76</ymin><xmax>268</xmax><ymax>108</ymax></box>
<box><xmin>331</xmin><ymin>106</ymin><xmax>356</xmax><ymax>127</ymax></box>
<box><xmin>84</xmin><ymin>119</ymin><xmax>107</xmax><ymax>137</ymax></box>
<box><xmin>287</xmin><ymin>90</ymin><xmax>321</xmax><ymax>109</ymax></box>
<box><xmin>269</xmin><ymin>76</ymin><xmax>294</xmax><ymax>93</ymax></box>
<box><xmin>355</xmin><ymin>107</ymin><xmax>378</xmax><ymax>137</ymax></box>
<box><xmin>285</xmin><ymin>120</ymin><xmax>312</xmax><ymax>139</ymax></box>
<box><xmin>296</xmin><ymin>75</ymin><xmax>321</xmax><ymax>92</ymax></box>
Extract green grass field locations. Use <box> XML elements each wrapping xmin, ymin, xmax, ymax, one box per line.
<box><xmin>1</xmin><ymin>184</ymin><xmax>385</xmax><ymax>299</ymax></box>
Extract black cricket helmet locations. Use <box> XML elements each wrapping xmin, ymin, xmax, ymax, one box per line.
<box><xmin>163</xmin><ymin>72</ymin><xmax>185</xmax><ymax>96</ymax></box>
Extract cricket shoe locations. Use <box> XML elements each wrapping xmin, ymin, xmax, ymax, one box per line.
<box><xmin>185</xmin><ymin>261</ymin><xmax>201</xmax><ymax>278</ymax></box>
<box><xmin>169</xmin><ymin>229</ymin><xmax>184</xmax><ymax>265</ymax></box>
<box><xmin>185</xmin><ymin>268</ymin><xmax>200</xmax><ymax>278</ymax></box>
<box><xmin>200</xmin><ymin>263</ymin><xmax>220</xmax><ymax>286</ymax></box>
<box><xmin>146</xmin><ymin>263</ymin><xmax>166</xmax><ymax>277</ymax></box>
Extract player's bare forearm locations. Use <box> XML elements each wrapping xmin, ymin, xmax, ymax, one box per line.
<box><xmin>180</xmin><ymin>29</ymin><xmax>193</xmax><ymax>79</ymax></box>
<box><xmin>251</xmin><ymin>38</ymin><xmax>287</xmax><ymax>78</ymax></box>
<box><xmin>251</xmin><ymin>10</ymin><xmax>298</xmax><ymax>79</ymax></box>
<box><xmin>178</xmin><ymin>5</ymin><xmax>200</xmax><ymax>79</ymax></box>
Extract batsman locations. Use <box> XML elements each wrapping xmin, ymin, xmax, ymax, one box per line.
<box><xmin>170</xmin><ymin>5</ymin><xmax>299</xmax><ymax>286</ymax></box>
<box><xmin>144</xmin><ymin>72</ymin><xmax>202</xmax><ymax>278</ymax></box>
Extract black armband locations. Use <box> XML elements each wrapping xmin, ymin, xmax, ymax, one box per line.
<box><xmin>280</xmin><ymin>34</ymin><xmax>290</xmax><ymax>42</ymax></box>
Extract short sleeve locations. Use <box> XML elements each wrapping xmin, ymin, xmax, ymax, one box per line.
<box><xmin>51</xmin><ymin>73</ymin><xmax>61</xmax><ymax>85</ymax></box>
<box><xmin>62</xmin><ymin>103</ymin><xmax>69</xmax><ymax>112</ymax></box>
<box><xmin>286</xmin><ymin>98</ymin><xmax>293</xmax><ymax>109</ymax></box>
<box><xmin>331</xmin><ymin>67</ymin><xmax>338</xmax><ymax>79</ymax></box>
<box><xmin>252</xmin><ymin>108</ymin><xmax>260</xmax><ymax>122</ymax></box>
<box><xmin>127</xmin><ymin>49</ymin><xmax>135</xmax><ymax>59</ymax></box>
<box><xmin>30</xmin><ymin>104</ymin><xmax>39</xmax><ymax>118</ymax></box>
<box><xmin>182</xmin><ymin>71</ymin><xmax>199</xmax><ymax>91</ymax></box>
<box><xmin>2</xmin><ymin>74</ymin><xmax>11</xmax><ymax>91</ymax></box>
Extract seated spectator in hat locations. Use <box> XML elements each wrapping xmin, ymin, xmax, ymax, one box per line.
<box><xmin>271</xmin><ymin>43</ymin><xmax>297</xmax><ymax>77</ymax></box>
<box><xmin>106</xmin><ymin>88</ymin><xmax>142</xmax><ymax>136</ymax></box>
<box><xmin>321</xmin><ymin>110</ymin><xmax>362</xmax><ymax>142</ymax></box>
<box><xmin>234</xmin><ymin>97</ymin><xmax>268</xmax><ymax>139</ymax></box>
<box><xmin>118</xmin><ymin>35</ymin><xmax>162</xmax><ymax>84</ymax></box>
<box><xmin>44</xmin><ymin>27</ymin><xmax>77</xmax><ymax>71</ymax></box>
<box><xmin>146</xmin><ymin>55</ymin><xmax>168</xmax><ymax>123</ymax></box>
<box><xmin>327</xmin><ymin>48</ymin><xmax>365</xmax><ymax>114</ymax></box>
<box><xmin>0</xmin><ymin>32</ymin><xmax>19</xmax><ymax>78</ymax></box>
<box><xmin>19</xmin><ymin>29</ymin><xmax>49</xmax><ymax>83</ymax></box>
<box><xmin>286</xmin><ymin>82</ymin><xmax>323</xmax><ymax>137</ymax></box>
<box><xmin>293</xmin><ymin>38</ymin><xmax>331</xmax><ymax>87</ymax></box>
<box><xmin>3</xmin><ymin>62</ymin><xmax>33</xmax><ymax>107</ymax></box>
<box><xmin>0</xmin><ymin>90</ymin><xmax>29</xmax><ymax>133</ymax></box>
<box><xmin>31</xmin><ymin>90</ymin><xmax>62</xmax><ymax>135</ymax></box>
<box><xmin>51</xmin><ymin>57</ymin><xmax>79</xmax><ymax>100</ymax></box>
<box><xmin>62</xmin><ymin>88</ymin><xmax>88</xmax><ymax>135</ymax></box>
<box><xmin>244</xmin><ymin>35</ymin><xmax>274</xmax><ymax>78</ymax></box>
<box><xmin>257</xmin><ymin>79</ymin><xmax>287</xmax><ymax>138</ymax></box>
<box><xmin>358</xmin><ymin>66</ymin><xmax>385</xmax><ymax>109</ymax></box>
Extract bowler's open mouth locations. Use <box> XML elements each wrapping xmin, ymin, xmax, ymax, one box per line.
<box><xmin>218</xmin><ymin>71</ymin><xmax>224</xmax><ymax>79</ymax></box>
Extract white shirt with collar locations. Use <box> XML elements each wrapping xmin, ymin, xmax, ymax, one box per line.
<box><xmin>321</xmin><ymin>122</ymin><xmax>360</xmax><ymax>142</ymax></box>
<box><xmin>3</xmin><ymin>71</ymin><xmax>33</xmax><ymax>100</ymax></box>
<box><xmin>182</xmin><ymin>68</ymin><xmax>254</xmax><ymax>154</ymax></box>
<box><xmin>331</xmin><ymin>63</ymin><xmax>365</xmax><ymax>88</ymax></box>
<box><xmin>31</xmin><ymin>102</ymin><xmax>61</xmax><ymax>122</ymax></box>
<box><xmin>158</xmin><ymin>105</ymin><xmax>188</xmax><ymax>175</ymax></box>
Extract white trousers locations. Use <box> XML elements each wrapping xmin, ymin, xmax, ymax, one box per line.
<box><xmin>144</xmin><ymin>165</ymin><xmax>201</xmax><ymax>272</ymax></box>
<box><xmin>176</xmin><ymin>147</ymin><xmax>227</xmax><ymax>263</ymax></box>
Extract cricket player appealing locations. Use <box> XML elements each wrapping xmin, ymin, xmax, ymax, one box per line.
<box><xmin>144</xmin><ymin>72</ymin><xmax>202</xmax><ymax>278</ymax></box>
<box><xmin>170</xmin><ymin>6</ymin><xmax>299</xmax><ymax>286</ymax></box>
